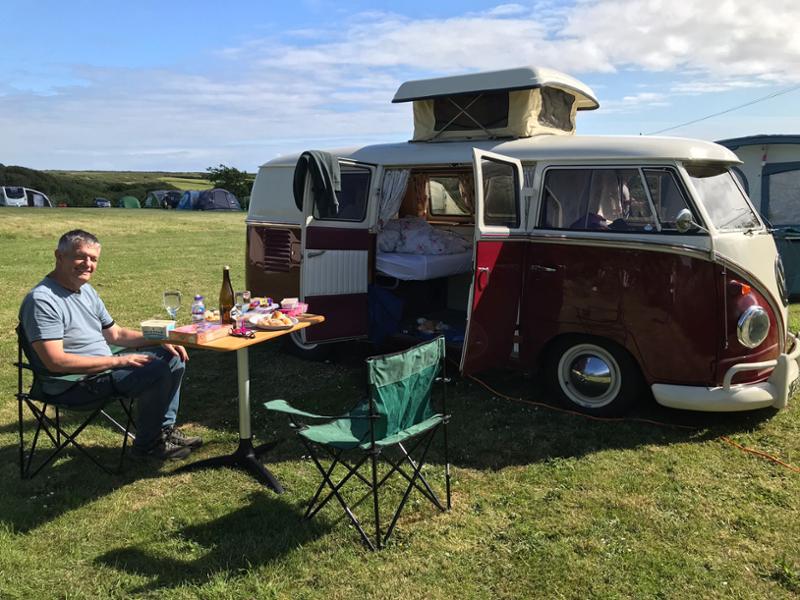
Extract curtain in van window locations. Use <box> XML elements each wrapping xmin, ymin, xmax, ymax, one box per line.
<box><xmin>378</xmin><ymin>169</ymin><xmax>410</xmax><ymax>229</ymax></box>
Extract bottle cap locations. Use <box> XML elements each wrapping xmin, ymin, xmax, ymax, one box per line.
<box><xmin>194</xmin><ymin>294</ymin><xmax>203</xmax><ymax>300</ymax></box>
<box><xmin>224</xmin><ymin>265</ymin><xmax>230</xmax><ymax>270</ymax></box>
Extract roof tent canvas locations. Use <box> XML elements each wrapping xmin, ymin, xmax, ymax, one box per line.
<box><xmin>118</xmin><ymin>195</ymin><xmax>141</xmax><ymax>208</ymax></box>
<box><xmin>392</xmin><ymin>66</ymin><xmax>599</xmax><ymax>142</ymax></box>
<box><xmin>177</xmin><ymin>190</ymin><xmax>200</xmax><ymax>210</ymax></box>
<box><xmin>196</xmin><ymin>188</ymin><xmax>241</xmax><ymax>211</ymax></box>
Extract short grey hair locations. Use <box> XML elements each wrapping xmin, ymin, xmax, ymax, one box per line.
<box><xmin>57</xmin><ymin>230</ymin><xmax>101</xmax><ymax>254</ymax></box>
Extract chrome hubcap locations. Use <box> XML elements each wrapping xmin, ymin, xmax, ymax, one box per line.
<box><xmin>568</xmin><ymin>355</ymin><xmax>613</xmax><ymax>397</ymax></box>
<box><xmin>557</xmin><ymin>343</ymin><xmax>622</xmax><ymax>409</ymax></box>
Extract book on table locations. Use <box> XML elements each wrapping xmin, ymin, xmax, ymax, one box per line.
<box><xmin>169</xmin><ymin>322</ymin><xmax>231</xmax><ymax>344</ymax></box>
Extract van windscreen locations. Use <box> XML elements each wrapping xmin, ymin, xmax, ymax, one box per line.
<box><xmin>686</xmin><ymin>165</ymin><xmax>761</xmax><ymax>231</ymax></box>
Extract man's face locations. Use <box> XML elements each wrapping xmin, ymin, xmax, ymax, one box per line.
<box><xmin>54</xmin><ymin>242</ymin><xmax>101</xmax><ymax>290</ymax></box>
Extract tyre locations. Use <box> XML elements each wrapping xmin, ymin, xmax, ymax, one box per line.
<box><xmin>282</xmin><ymin>330</ymin><xmax>333</xmax><ymax>361</ymax></box>
<box><xmin>545</xmin><ymin>335</ymin><xmax>643</xmax><ymax>416</ymax></box>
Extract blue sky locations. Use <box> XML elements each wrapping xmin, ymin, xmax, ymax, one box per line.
<box><xmin>2</xmin><ymin>0</ymin><xmax>799</xmax><ymax>171</ymax></box>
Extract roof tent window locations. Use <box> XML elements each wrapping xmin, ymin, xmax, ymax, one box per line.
<box><xmin>433</xmin><ymin>92</ymin><xmax>509</xmax><ymax>132</ymax></box>
<box><xmin>538</xmin><ymin>88</ymin><xmax>575</xmax><ymax>130</ymax></box>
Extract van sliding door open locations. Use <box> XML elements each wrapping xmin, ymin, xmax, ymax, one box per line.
<box><xmin>461</xmin><ymin>149</ymin><xmax>526</xmax><ymax>374</ymax></box>
<box><xmin>300</xmin><ymin>159</ymin><xmax>376</xmax><ymax>343</ymax></box>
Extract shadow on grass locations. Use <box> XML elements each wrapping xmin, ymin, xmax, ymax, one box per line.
<box><xmin>94</xmin><ymin>491</ymin><xmax>326</xmax><ymax>592</ymax></box>
<box><xmin>0</xmin><ymin>338</ymin><xmax>780</xmax><ymax>535</ymax></box>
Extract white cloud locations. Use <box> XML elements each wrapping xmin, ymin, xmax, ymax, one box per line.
<box><xmin>2</xmin><ymin>1</ymin><xmax>800</xmax><ymax>170</ymax></box>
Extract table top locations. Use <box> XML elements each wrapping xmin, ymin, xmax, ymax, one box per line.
<box><xmin>165</xmin><ymin>314</ymin><xmax>325</xmax><ymax>352</ymax></box>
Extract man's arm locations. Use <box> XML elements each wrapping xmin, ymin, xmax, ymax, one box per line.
<box><xmin>103</xmin><ymin>324</ymin><xmax>189</xmax><ymax>361</ymax></box>
<box><xmin>32</xmin><ymin>339</ymin><xmax>152</xmax><ymax>374</ymax></box>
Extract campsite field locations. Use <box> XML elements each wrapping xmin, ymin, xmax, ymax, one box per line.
<box><xmin>0</xmin><ymin>208</ymin><xmax>799</xmax><ymax>599</ymax></box>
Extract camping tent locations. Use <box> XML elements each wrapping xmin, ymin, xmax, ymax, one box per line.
<box><xmin>118</xmin><ymin>195</ymin><xmax>141</xmax><ymax>208</ymax></box>
<box><xmin>164</xmin><ymin>191</ymin><xmax>182</xmax><ymax>209</ymax></box>
<box><xmin>144</xmin><ymin>190</ymin><xmax>168</xmax><ymax>208</ymax></box>
<box><xmin>177</xmin><ymin>190</ymin><xmax>201</xmax><ymax>210</ymax></box>
<box><xmin>196</xmin><ymin>188</ymin><xmax>241</xmax><ymax>211</ymax></box>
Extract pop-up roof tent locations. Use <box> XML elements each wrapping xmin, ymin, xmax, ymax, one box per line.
<box><xmin>177</xmin><ymin>190</ymin><xmax>201</xmax><ymax>210</ymax></box>
<box><xmin>118</xmin><ymin>195</ymin><xmax>141</xmax><ymax>208</ymax></box>
<box><xmin>392</xmin><ymin>66</ymin><xmax>599</xmax><ymax>142</ymax></box>
<box><xmin>196</xmin><ymin>188</ymin><xmax>241</xmax><ymax>211</ymax></box>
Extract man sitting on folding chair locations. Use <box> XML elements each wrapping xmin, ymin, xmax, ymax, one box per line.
<box><xmin>18</xmin><ymin>229</ymin><xmax>201</xmax><ymax>464</ymax></box>
<box><xmin>265</xmin><ymin>336</ymin><xmax>451</xmax><ymax>550</ymax></box>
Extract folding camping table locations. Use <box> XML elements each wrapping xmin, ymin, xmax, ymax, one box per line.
<box><xmin>166</xmin><ymin>315</ymin><xmax>324</xmax><ymax>493</ymax></box>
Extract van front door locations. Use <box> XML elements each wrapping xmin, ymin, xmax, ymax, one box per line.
<box><xmin>461</xmin><ymin>149</ymin><xmax>526</xmax><ymax>375</ymax></box>
<box><xmin>300</xmin><ymin>159</ymin><xmax>376</xmax><ymax>342</ymax></box>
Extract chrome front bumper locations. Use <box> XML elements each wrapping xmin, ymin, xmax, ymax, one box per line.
<box><xmin>652</xmin><ymin>333</ymin><xmax>800</xmax><ymax>412</ymax></box>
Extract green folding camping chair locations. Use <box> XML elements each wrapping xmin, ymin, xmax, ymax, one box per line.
<box><xmin>264</xmin><ymin>336</ymin><xmax>451</xmax><ymax>550</ymax></box>
<box><xmin>15</xmin><ymin>325</ymin><xmax>136</xmax><ymax>479</ymax></box>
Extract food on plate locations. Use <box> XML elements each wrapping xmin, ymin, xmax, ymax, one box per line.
<box><xmin>256</xmin><ymin>310</ymin><xmax>295</xmax><ymax>328</ymax></box>
<box><xmin>204</xmin><ymin>309</ymin><xmax>220</xmax><ymax>321</ymax></box>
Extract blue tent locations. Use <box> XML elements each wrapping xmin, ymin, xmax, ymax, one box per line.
<box><xmin>177</xmin><ymin>190</ymin><xmax>200</xmax><ymax>210</ymax></box>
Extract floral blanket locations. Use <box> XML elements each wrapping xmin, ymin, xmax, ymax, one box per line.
<box><xmin>378</xmin><ymin>217</ymin><xmax>471</xmax><ymax>255</ymax></box>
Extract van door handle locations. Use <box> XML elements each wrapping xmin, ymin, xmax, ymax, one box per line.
<box><xmin>477</xmin><ymin>266</ymin><xmax>490</xmax><ymax>290</ymax></box>
<box><xmin>530</xmin><ymin>264</ymin><xmax>557</xmax><ymax>272</ymax></box>
<box><xmin>307</xmin><ymin>250</ymin><xmax>326</xmax><ymax>258</ymax></box>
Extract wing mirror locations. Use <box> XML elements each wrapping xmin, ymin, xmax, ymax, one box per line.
<box><xmin>675</xmin><ymin>208</ymin><xmax>705</xmax><ymax>233</ymax></box>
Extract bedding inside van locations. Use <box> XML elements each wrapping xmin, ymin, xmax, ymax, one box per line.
<box><xmin>376</xmin><ymin>216</ymin><xmax>473</xmax><ymax>280</ymax></box>
<box><xmin>376</xmin><ymin>251</ymin><xmax>473</xmax><ymax>280</ymax></box>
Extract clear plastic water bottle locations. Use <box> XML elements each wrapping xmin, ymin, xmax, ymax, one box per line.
<box><xmin>191</xmin><ymin>295</ymin><xmax>205</xmax><ymax>323</ymax></box>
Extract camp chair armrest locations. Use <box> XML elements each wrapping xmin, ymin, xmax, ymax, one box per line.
<box><xmin>263</xmin><ymin>399</ymin><xmax>342</xmax><ymax>420</ymax></box>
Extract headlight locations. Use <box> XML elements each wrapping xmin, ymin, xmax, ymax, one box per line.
<box><xmin>775</xmin><ymin>255</ymin><xmax>789</xmax><ymax>306</ymax></box>
<box><xmin>737</xmin><ymin>305</ymin><xmax>770</xmax><ymax>348</ymax></box>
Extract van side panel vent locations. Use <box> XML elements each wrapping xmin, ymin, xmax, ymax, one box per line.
<box><xmin>261</xmin><ymin>228</ymin><xmax>296</xmax><ymax>272</ymax></box>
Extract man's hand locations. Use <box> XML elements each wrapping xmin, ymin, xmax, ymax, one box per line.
<box><xmin>163</xmin><ymin>343</ymin><xmax>189</xmax><ymax>362</ymax></box>
<box><xmin>114</xmin><ymin>353</ymin><xmax>154</xmax><ymax>368</ymax></box>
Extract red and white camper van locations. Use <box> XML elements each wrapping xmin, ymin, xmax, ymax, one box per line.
<box><xmin>246</xmin><ymin>67</ymin><xmax>799</xmax><ymax>415</ymax></box>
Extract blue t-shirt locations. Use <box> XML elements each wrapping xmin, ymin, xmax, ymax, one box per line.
<box><xmin>19</xmin><ymin>277</ymin><xmax>115</xmax><ymax>393</ymax></box>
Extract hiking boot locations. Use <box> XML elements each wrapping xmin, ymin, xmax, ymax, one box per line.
<box><xmin>132</xmin><ymin>438</ymin><xmax>192</xmax><ymax>461</ymax></box>
<box><xmin>163</xmin><ymin>425</ymin><xmax>203</xmax><ymax>449</ymax></box>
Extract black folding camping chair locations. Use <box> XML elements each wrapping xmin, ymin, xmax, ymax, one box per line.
<box><xmin>264</xmin><ymin>336</ymin><xmax>451</xmax><ymax>550</ymax></box>
<box><xmin>15</xmin><ymin>325</ymin><xmax>136</xmax><ymax>479</ymax></box>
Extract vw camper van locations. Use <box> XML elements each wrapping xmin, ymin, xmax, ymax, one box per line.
<box><xmin>246</xmin><ymin>66</ymin><xmax>799</xmax><ymax>415</ymax></box>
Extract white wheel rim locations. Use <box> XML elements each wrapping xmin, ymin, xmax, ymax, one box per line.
<box><xmin>557</xmin><ymin>343</ymin><xmax>622</xmax><ymax>409</ymax></box>
<box><xmin>290</xmin><ymin>331</ymin><xmax>319</xmax><ymax>350</ymax></box>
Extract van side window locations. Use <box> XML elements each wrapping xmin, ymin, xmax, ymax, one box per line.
<box><xmin>313</xmin><ymin>166</ymin><xmax>371</xmax><ymax>222</ymax></box>
<box><xmin>540</xmin><ymin>168</ymin><xmax>658</xmax><ymax>232</ymax></box>
<box><xmin>481</xmin><ymin>158</ymin><xmax>520</xmax><ymax>228</ymax></box>
<box><xmin>643</xmin><ymin>169</ymin><xmax>692</xmax><ymax>230</ymax></box>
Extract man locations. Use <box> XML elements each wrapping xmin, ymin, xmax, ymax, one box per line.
<box><xmin>19</xmin><ymin>229</ymin><xmax>202</xmax><ymax>460</ymax></box>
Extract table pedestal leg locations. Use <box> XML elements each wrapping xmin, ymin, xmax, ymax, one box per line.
<box><xmin>175</xmin><ymin>346</ymin><xmax>284</xmax><ymax>493</ymax></box>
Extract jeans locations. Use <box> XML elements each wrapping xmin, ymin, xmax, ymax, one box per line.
<box><xmin>51</xmin><ymin>346</ymin><xmax>185</xmax><ymax>450</ymax></box>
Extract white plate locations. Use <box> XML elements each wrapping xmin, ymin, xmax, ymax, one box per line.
<box><xmin>246</xmin><ymin>314</ymin><xmax>298</xmax><ymax>331</ymax></box>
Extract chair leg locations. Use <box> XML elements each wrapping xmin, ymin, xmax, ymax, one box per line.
<box><xmin>20</xmin><ymin>398</ymin><xmax>134</xmax><ymax>479</ymax></box>
<box><xmin>301</xmin><ymin>441</ymin><xmax>376</xmax><ymax>551</ymax></box>
<box><xmin>371</xmin><ymin>449</ymin><xmax>381</xmax><ymax>551</ymax></box>
<box><xmin>383</xmin><ymin>427</ymin><xmax>439</xmax><ymax>546</ymax></box>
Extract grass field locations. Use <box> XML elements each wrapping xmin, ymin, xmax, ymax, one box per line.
<box><xmin>1</xmin><ymin>209</ymin><xmax>799</xmax><ymax>599</ymax></box>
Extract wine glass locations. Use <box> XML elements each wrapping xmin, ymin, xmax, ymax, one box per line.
<box><xmin>163</xmin><ymin>290</ymin><xmax>182</xmax><ymax>320</ymax></box>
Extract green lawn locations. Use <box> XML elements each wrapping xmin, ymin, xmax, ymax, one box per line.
<box><xmin>1</xmin><ymin>209</ymin><xmax>799</xmax><ymax>599</ymax></box>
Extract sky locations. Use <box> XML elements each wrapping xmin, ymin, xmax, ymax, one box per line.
<box><xmin>2</xmin><ymin>0</ymin><xmax>799</xmax><ymax>172</ymax></box>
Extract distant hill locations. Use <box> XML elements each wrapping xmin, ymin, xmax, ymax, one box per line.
<box><xmin>0</xmin><ymin>165</ymin><xmax>212</xmax><ymax>207</ymax></box>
